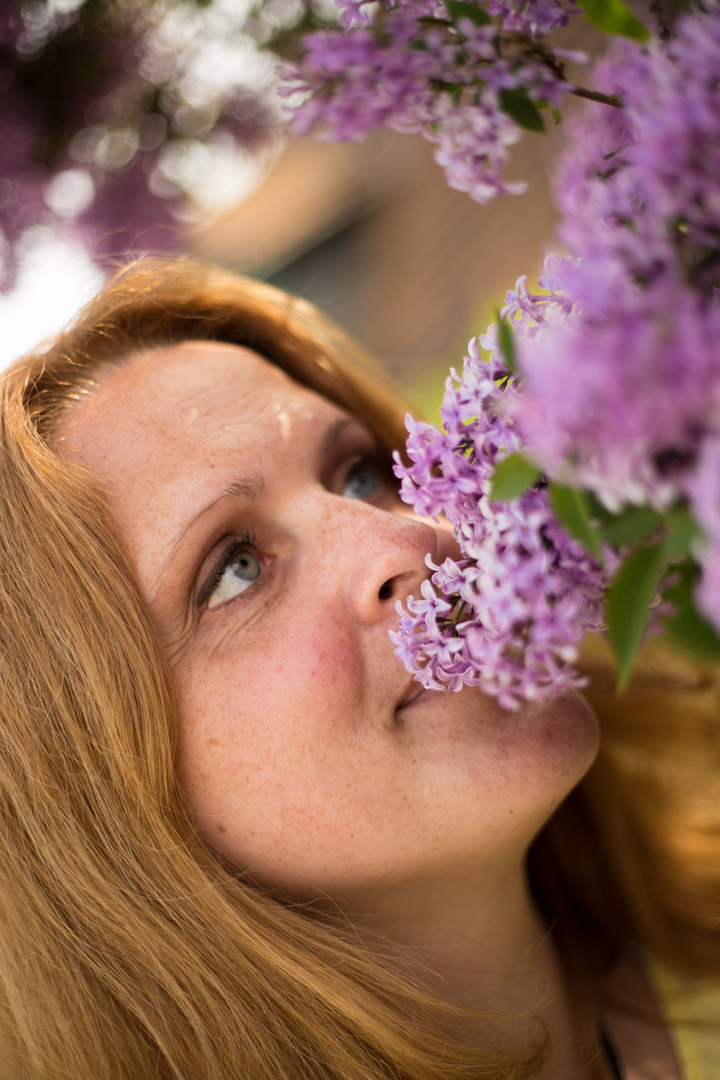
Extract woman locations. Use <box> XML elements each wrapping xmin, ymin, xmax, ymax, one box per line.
<box><xmin>0</xmin><ymin>257</ymin><xmax>718</xmax><ymax>1080</ymax></box>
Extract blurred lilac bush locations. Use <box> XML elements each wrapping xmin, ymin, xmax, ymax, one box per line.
<box><xmin>0</xmin><ymin>0</ymin><xmax>279</xmax><ymax>290</ymax></box>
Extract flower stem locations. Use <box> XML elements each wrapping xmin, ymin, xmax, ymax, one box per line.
<box><xmin>570</xmin><ymin>87</ymin><xmax>624</xmax><ymax>109</ymax></box>
<box><xmin>451</xmin><ymin>600</ymin><xmax>466</xmax><ymax>633</ymax></box>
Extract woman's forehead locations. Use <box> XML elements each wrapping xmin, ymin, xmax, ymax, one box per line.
<box><xmin>57</xmin><ymin>340</ymin><xmax>340</xmax><ymax>472</ymax></box>
<box><xmin>79</xmin><ymin>340</ymin><xmax>301</xmax><ymax>426</ymax></box>
<box><xmin>54</xmin><ymin>339</ymin><xmax>350</xmax><ymax>603</ymax></box>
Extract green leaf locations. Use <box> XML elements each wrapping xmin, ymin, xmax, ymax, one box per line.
<box><xmin>444</xmin><ymin>0</ymin><xmax>492</xmax><ymax>26</ymax></box>
<box><xmin>494</xmin><ymin>309</ymin><xmax>517</xmax><ymax>374</ymax></box>
<box><xmin>601</xmin><ymin>506</ymin><xmax>663</xmax><ymax>550</ymax></box>
<box><xmin>581</xmin><ymin>0</ymin><xmax>650</xmax><ymax>41</ymax></box>
<box><xmin>662</xmin><ymin>561</ymin><xmax>720</xmax><ymax>664</ymax></box>
<box><xmin>489</xmin><ymin>453</ymin><xmax>543</xmax><ymax>501</ymax></box>
<box><xmin>661</xmin><ymin>504</ymin><xmax>699</xmax><ymax>560</ymax></box>
<box><xmin>498</xmin><ymin>88</ymin><xmax>545</xmax><ymax>134</ymax></box>
<box><xmin>548</xmin><ymin>483</ymin><xmax>603</xmax><ymax>557</ymax></box>
<box><xmin>607</xmin><ymin>545</ymin><xmax>664</xmax><ymax>691</ymax></box>
<box><xmin>266</xmin><ymin>10</ymin><xmax>339</xmax><ymax>58</ymax></box>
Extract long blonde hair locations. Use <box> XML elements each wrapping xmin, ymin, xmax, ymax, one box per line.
<box><xmin>0</xmin><ymin>257</ymin><xmax>718</xmax><ymax>1080</ymax></box>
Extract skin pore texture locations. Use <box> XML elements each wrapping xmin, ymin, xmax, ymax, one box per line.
<box><xmin>56</xmin><ymin>340</ymin><xmax>676</xmax><ymax>1079</ymax></box>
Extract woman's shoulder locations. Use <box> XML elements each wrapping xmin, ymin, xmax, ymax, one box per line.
<box><xmin>646</xmin><ymin>954</ymin><xmax>720</xmax><ymax>1080</ymax></box>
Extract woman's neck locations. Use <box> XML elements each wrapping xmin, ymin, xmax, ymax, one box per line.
<box><xmin>336</xmin><ymin>858</ymin><xmax>586</xmax><ymax>1079</ymax></box>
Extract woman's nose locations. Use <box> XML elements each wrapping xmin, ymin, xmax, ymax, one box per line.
<box><xmin>337</xmin><ymin>502</ymin><xmax>460</xmax><ymax>628</ymax></box>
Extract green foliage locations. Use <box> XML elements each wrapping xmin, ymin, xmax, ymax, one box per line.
<box><xmin>267</xmin><ymin>10</ymin><xmax>339</xmax><ymax>58</ymax></box>
<box><xmin>444</xmin><ymin>1</ymin><xmax>492</xmax><ymax>26</ymax></box>
<box><xmin>600</xmin><ymin>506</ymin><xmax>663</xmax><ymax>549</ymax></box>
<box><xmin>498</xmin><ymin>88</ymin><xmax>546</xmax><ymax>133</ymax></box>
<box><xmin>661</xmin><ymin>559</ymin><xmax>720</xmax><ymax>664</ymax></box>
<box><xmin>548</xmin><ymin>483</ymin><xmax>603</xmax><ymax>557</ymax></box>
<box><xmin>555</xmin><ymin>493</ymin><xmax>719</xmax><ymax>680</ymax></box>
<box><xmin>494</xmin><ymin>309</ymin><xmax>518</xmax><ymax>374</ymax></box>
<box><xmin>660</xmin><ymin>503</ymin><xmax>699</xmax><ymax>560</ymax></box>
<box><xmin>581</xmin><ymin>0</ymin><xmax>651</xmax><ymax>41</ymax></box>
<box><xmin>607</xmin><ymin>543</ymin><xmax>665</xmax><ymax>690</ymax></box>
<box><xmin>489</xmin><ymin>453</ymin><xmax>543</xmax><ymax>500</ymax></box>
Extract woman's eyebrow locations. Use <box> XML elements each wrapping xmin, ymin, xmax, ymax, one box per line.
<box><xmin>150</xmin><ymin>474</ymin><xmax>266</xmax><ymax>600</ymax></box>
<box><xmin>150</xmin><ymin>415</ymin><xmax>357</xmax><ymax>601</ymax></box>
<box><xmin>322</xmin><ymin>415</ymin><xmax>355</xmax><ymax>454</ymax></box>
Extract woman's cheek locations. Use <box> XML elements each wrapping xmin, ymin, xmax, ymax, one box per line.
<box><xmin>175</xmin><ymin>609</ymin><xmax>363</xmax><ymax>781</ymax></box>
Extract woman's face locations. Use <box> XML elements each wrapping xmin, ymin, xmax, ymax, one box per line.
<box><xmin>61</xmin><ymin>341</ymin><xmax>598</xmax><ymax>904</ymax></box>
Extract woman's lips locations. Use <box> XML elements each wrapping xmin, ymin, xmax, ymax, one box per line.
<box><xmin>396</xmin><ymin>680</ymin><xmax>430</xmax><ymax>711</ymax></box>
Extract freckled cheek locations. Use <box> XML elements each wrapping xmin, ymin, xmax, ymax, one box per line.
<box><xmin>173</xmin><ymin>637</ymin><xmax>380</xmax><ymax>879</ymax></box>
<box><xmin>174</xmin><ymin>617</ymin><xmax>364</xmax><ymax>789</ymax></box>
<box><xmin>260</xmin><ymin>611</ymin><xmax>364</xmax><ymax>718</ymax></box>
<box><xmin>299</xmin><ymin>635</ymin><xmax>363</xmax><ymax>699</ymax></box>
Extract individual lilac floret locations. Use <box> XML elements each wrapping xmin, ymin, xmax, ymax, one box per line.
<box><xmin>429</xmin><ymin>97</ymin><xmax>528</xmax><ymax>201</ymax></box>
<box><xmin>391</xmin><ymin>337</ymin><xmax>608</xmax><ymax>710</ymax></box>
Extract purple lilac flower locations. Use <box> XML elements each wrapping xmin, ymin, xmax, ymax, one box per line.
<box><xmin>334</xmin><ymin>0</ymin><xmax>446</xmax><ymax>28</ymax></box>
<box><xmin>334</xmin><ymin>0</ymin><xmax>578</xmax><ymax>34</ymax></box>
<box><xmin>505</xmin><ymin>264</ymin><xmax>720</xmax><ymax>511</ymax></box>
<box><xmin>384</xmin><ymin>1</ymin><xmax>720</xmax><ymax>685</ymax></box>
<box><xmin>485</xmin><ymin>0</ymin><xmax>579</xmax><ymax>36</ymax></box>
<box><xmin>429</xmin><ymin>97</ymin><xmax>527</xmax><ymax>200</ymax></box>
<box><xmin>391</xmin><ymin>337</ymin><xmax>609</xmax><ymax>709</ymax></box>
<box><xmin>493</xmin><ymin>4</ymin><xmax>720</xmax><ymax>637</ymax></box>
<box><xmin>284</xmin><ymin>2</ymin><xmax>569</xmax><ymax>205</ymax></box>
<box><xmin>284</xmin><ymin>13</ymin><xmax>440</xmax><ymax>142</ymax></box>
<box><xmin>503</xmin><ymin>8</ymin><xmax>720</xmax><ymax>512</ymax></box>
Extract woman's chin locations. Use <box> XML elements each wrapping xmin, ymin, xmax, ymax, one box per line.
<box><xmin>395</xmin><ymin>681</ymin><xmax>599</xmax><ymax>850</ymax></box>
<box><xmin>496</xmin><ymin>687</ymin><xmax>601</xmax><ymax>807</ymax></box>
<box><xmin>410</xmin><ymin>678</ymin><xmax>599</xmax><ymax>769</ymax></box>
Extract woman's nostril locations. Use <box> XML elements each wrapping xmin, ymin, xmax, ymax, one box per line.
<box><xmin>378</xmin><ymin>579</ymin><xmax>393</xmax><ymax>601</ymax></box>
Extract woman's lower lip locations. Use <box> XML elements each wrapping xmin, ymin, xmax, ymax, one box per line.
<box><xmin>397</xmin><ymin>687</ymin><xmax>436</xmax><ymax>711</ymax></box>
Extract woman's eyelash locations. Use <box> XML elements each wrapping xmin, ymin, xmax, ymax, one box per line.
<box><xmin>194</xmin><ymin>443</ymin><xmax>393</xmax><ymax>611</ymax></box>
<box><xmin>345</xmin><ymin>450</ymin><xmax>395</xmax><ymax>483</ymax></box>
<box><xmin>196</xmin><ymin>530</ymin><xmax>258</xmax><ymax>610</ymax></box>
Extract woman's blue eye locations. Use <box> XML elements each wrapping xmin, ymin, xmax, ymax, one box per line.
<box><xmin>342</xmin><ymin>461</ymin><xmax>383</xmax><ymax>500</ymax></box>
<box><xmin>207</xmin><ymin>549</ymin><xmax>262</xmax><ymax>610</ymax></box>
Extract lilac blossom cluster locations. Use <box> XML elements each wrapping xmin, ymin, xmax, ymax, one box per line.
<box><xmin>390</xmin><ymin>337</ymin><xmax>609</xmax><ymax>709</ymax></box>
<box><xmin>503</xmin><ymin>4</ymin><xmax>720</xmax><ymax>630</ymax></box>
<box><xmin>483</xmin><ymin>0</ymin><xmax>578</xmax><ymax>35</ymax></box>
<box><xmin>282</xmin><ymin>0</ymin><xmax>580</xmax><ymax>203</ymax></box>
<box><xmin>334</xmin><ymin>0</ymin><xmax>576</xmax><ymax>33</ymax></box>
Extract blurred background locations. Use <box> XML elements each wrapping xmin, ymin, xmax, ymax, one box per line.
<box><xmin>0</xmin><ymin>1</ymin><xmax>606</xmax><ymax>415</ymax></box>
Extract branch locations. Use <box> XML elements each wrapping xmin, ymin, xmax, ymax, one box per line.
<box><xmin>570</xmin><ymin>87</ymin><xmax>624</xmax><ymax>109</ymax></box>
